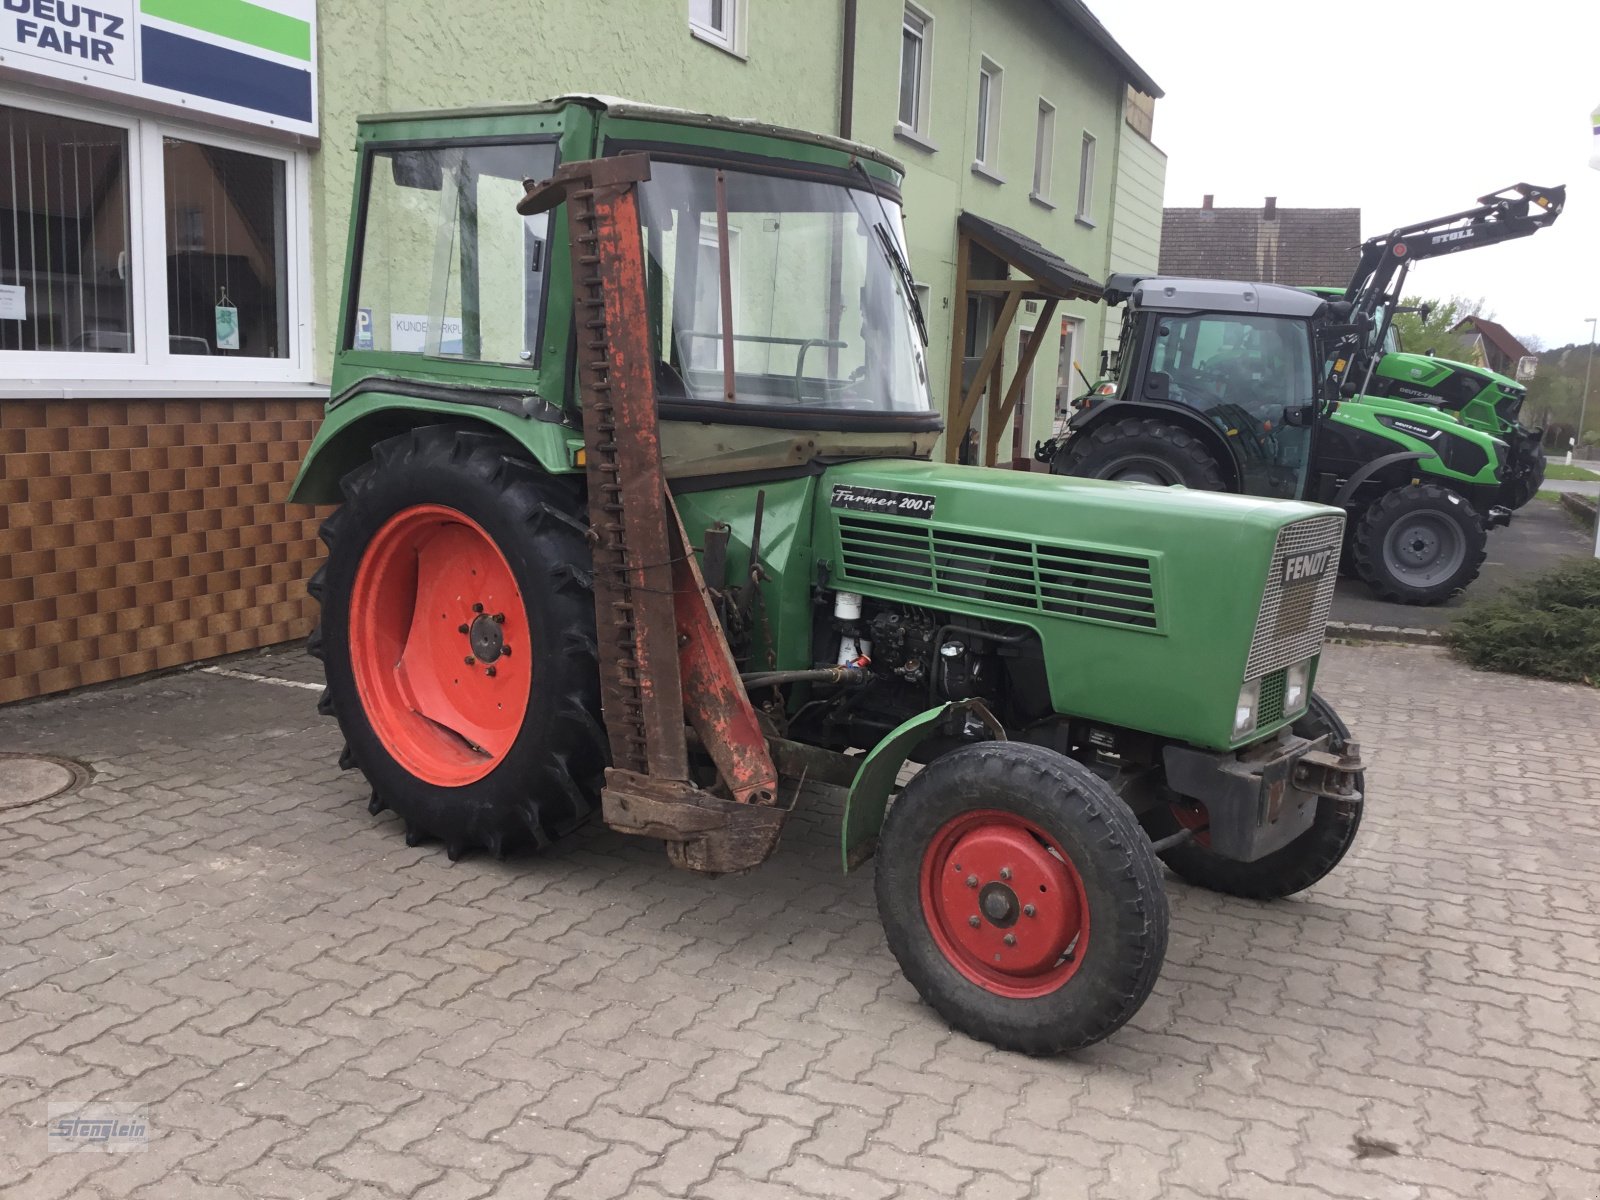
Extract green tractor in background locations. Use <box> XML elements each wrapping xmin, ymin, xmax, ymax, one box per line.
<box><xmin>1042</xmin><ymin>184</ymin><xmax>1563</xmax><ymax>605</ymax></box>
<box><xmin>1311</xmin><ymin>182</ymin><xmax>1565</xmax><ymax>512</ymax></box>
<box><xmin>289</xmin><ymin>96</ymin><xmax>1364</xmax><ymax>1056</ymax></box>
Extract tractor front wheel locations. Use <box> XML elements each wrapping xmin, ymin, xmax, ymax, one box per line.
<box><xmin>875</xmin><ymin>743</ymin><xmax>1168</xmax><ymax>1055</ymax></box>
<box><xmin>1052</xmin><ymin>417</ymin><xmax>1229</xmax><ymax>490</ymax></box>
<box><xmin>1350</xmin><ymin>483</ymin><xmax>1488</xmax><ymax>605</ymax></box>
<box><xmin>309</xmin><ymin>426</ymin><xmax>607</xmax><ymax>859</ymax></box>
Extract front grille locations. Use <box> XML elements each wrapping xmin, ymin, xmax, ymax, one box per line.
<box><xmin>1256</xmin><ymin>668</ymin><xmax>1287</xmax><ymax>729</ymax></box>
<box><xmin>1244</xmin><ymin>514</ymin><xmax>1342</xmax><ymax>680</ymax></box>
<box><xmin>835</xmin><ymin>516</ymin><xmax>1161</xmax><ymax>632</ymax></box>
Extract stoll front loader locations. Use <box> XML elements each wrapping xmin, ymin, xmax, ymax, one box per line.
<box><xmin>290</xmin><ymin>97</ymin><xmax>1363</xmax><ymax>1055</ymax></box>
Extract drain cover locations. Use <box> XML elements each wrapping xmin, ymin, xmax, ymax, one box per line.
<box><xmin>0</xmin><ymin>755</ymin><xmax>86</xmax><ymax>810</ymax></box>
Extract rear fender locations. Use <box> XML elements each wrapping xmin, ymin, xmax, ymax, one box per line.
<box><xmin>1061</xmin><ymin>401</ymin><xmax>1242</xmax><ymax>490</ymax></box>
<box><xmin>841</xmin><ymin>699</ymin><xmax>1005</xmax><ymax>873</ymax></box>
<box><xmin>289</xmin><ymin>388</ymin><xmax>579</xmax><ymax>504</ymax></box>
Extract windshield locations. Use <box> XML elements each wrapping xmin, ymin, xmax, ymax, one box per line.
<box><xmin>637</xmin><ymin>161</ymin><xmax>933</xmax><ymax>415</ymax></box>
<box><xmin>350</xmin><ymin>141</ymin><xmax>557</xmax><ymax>362</ymax></box>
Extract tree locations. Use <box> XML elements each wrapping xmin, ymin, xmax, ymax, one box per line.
<box><xmin>1388</xmin><ymin>295</ymin><xmax>1486</xmax><ymax>363</ymax></box>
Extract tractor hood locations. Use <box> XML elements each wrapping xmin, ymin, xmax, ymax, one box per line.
<box><xmin>1381</xmin><ymin>350</ymin><xmax>1520</xmax><ymax>393</ymax></box>
<box><xmin>811</xmin><ymin>459</ymin><xmax>1344</xmax><ymax>750</ymax></box>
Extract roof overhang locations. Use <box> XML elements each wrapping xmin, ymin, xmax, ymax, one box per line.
<box><xmin>1043</xmin><ymin>1</ymin><xmax>1162</xmax><ymax>98</ymax></box>
<box><xmin>958</xmin><ymin>212</ymin><xmax>1102</xmax><ymax>302</ymax></box>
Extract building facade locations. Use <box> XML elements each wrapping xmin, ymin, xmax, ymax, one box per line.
<box><xmin>0</xmin><ymin>0</ymin><xmax>1162</xmax><ymax>704</ymax></box>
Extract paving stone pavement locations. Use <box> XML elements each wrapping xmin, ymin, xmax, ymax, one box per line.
<box><xmin>1</xmin><ymin>642</ymin><xmax>1598</xmax><ymax>1199</ymax></box>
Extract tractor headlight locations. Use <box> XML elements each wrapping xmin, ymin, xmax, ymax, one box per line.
<box><xmin>1285</xmin><ymin>660</ymin><xmax>1311</xmax><ymax>713</ymax></box>
<box><xmin>1233</xmin><ymin>679</ymin><xmax>1261</xmax><ymax>738</ymax></box>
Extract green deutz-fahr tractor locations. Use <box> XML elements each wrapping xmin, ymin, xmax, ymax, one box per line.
<box><xmin>1042</xmin><ymin>185</ymin><xmax>1563</xmax><ymax>605</ymax></box>
<box><xmin>291</xmin><ymin>96</ymin><xmax>1363</xmax><ymax>1055</ymax></box>
<box><xmin>1311</xmin><ymin>183</ymin><xmax>1565</xmax><ymax>512</ymax></box>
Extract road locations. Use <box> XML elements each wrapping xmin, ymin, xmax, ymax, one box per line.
<box><xmin>2</xmin><ymin>642</ymin><xmax>1598</xmax><ymax>1198</ymax></box>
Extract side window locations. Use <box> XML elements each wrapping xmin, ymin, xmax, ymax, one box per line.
<box><xmin>353</xmin><ymin>142</ymin><xmax>556</xmax><ymax>364</ymax></box>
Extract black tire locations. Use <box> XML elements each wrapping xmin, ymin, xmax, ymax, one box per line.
<box><xmin>1350</xmin><ymin>483</ymin><xmax>1488</xmax><ymax>605</ymax></box>
<box><xmin>1337</xmin><ymin>511</ymin><xmax>1362</xmax><ymax>579</ymax></box>
<box><xmin>875</xmin><ymin>742</ymin><xmax>1168</xmax><ymax>1055</ymax></box>
<box><xmin>1053</xmin><ymin>417</ymin><xmax>1229</xmax><ymax>491</ymax></box>
<box><xmin>309</xmin><ymin>425</ymin><xmax>607</xmax><ymax>859</ymax></box>
<box><xmin>1156</xmin><ymin>692</ymin><xmax>1364</xmax><ymax>900</ymax></box>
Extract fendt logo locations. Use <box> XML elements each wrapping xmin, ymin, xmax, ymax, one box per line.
<box><xmin>1282</xmin><ymin>549</ymin><xmax>1333</xmax><ymax>585</ymax></box>
<box><xmin>1430</xmin><ymin>229</ymin><xmax>1474</xmax><ymax>246</ymax></box>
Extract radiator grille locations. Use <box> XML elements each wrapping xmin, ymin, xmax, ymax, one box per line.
<box><xmin>835</xmin><ymin>516</ymin><xmax>1160</xmax><ymax>632</ymax></box>
<box><xmin>1244</xmin><ymin>514</ymin><xmax>1342</xmax><ymax>680</ymax></box>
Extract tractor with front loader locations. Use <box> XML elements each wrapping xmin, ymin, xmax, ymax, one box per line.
<box><xmin>1040</xmin><ymin>184</ymin><xmax>1564</xmax><ymax>606</ymax></box>
<box><xmin>292</xmin><ymin>96</ymin><xmax>1364</xmax><ymax>1055</ymax></box>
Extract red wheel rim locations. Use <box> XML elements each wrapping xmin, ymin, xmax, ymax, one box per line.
<box><xmin>919</xmin><ymin>809</ymin><xmax>1090</xmax><ymax>998</ymax></box>
<box><xmin>350</xmin><ymin>504</ymin><xmax>531</xmax><ymax>788</ymax></box>
<box><xmin>1170</xmin><ymin>799</ymin><xmax>1211</xmax><ymax>848</ymax></box>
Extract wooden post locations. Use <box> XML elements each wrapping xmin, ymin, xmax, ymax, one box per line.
<box><xmin>990</xmin><ymin>298</ymin><xmax>1058</xmax><ymax>468</ymax></box>
<box><xmin>945</xmin><ymin>231</ymin><xmax>972</xmax><ymax>463</ymax></box>
<box><xmin>983</xmin><ymin>344</ymin><xmax>1006</xmax><ymax>467</ymax></box>
<box><xmin>951</xmin><ymin>289</ymin><xmax>1021</xmax><ymax>459</ymax></box>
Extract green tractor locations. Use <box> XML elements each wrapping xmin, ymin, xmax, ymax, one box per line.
<box><xmin>1313</xmin><ymin>183</ymin><xmax>1565</xmax><ymax>511</ymax></box>
<box><xmin>1043</xmin><ymin>279</ymin><xmax>1522</xmax><ymax>605</ymax></box>
<box><xmin>291</xmin><ymin>96</ymin><xmax>1363</xmax><ymax>1056</ymax></box>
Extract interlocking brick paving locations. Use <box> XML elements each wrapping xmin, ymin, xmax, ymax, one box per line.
<box><xmin>1</xmin><ymin>643</ymin><xmax>1597</xmax><ymax>1198</ymax></box>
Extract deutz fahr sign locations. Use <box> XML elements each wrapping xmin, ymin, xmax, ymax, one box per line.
<box><xmin>3</xmin><ymin>0</ymin><xmax>134</xmax><ymax>79</ymax></box>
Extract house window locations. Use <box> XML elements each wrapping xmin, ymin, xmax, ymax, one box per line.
<box><xmin>1076</xmin><ymin>131</ymin><xmax>1097</xmax><ymax>222</ymax></box>
<box><xmin>1032</xmin><ymin>100</ymin><xmax>1056</xmax><ymax>203</ymax></box>
<box><xmin>0</xmin><ymin>95</ymin><xmax>309</xmax><ymax>380</ymax></box>
<box><xmin>973</xmin><ymin>59</ymin><xmax>1002</xmax><ymax>176</ymax></box>
<box><xmin>898</xmin><ymin>5</ymin><xmax>932</xmax><ymax>137</ymax></box>
<box><xmin>689</xmin><ymin>0</ymin><xmax>745</xmax><ymax>56</ymax></box>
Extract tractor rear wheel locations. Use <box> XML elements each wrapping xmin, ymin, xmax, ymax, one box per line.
<box><xmin>1153</xmin><ymin>693</ymin><xmax>1364</xmax><ymax>900</ymax></box>
<box><xmin>875</xmin><ymin>742</ymin><xmax>1168</xmax><ymax>1055</ymax></box>
<box><xmin>309</xmin><ymin>426</ymin><xmax>606</xmax><ymax>859</ymax></box>
<box><xmin>1052</xmin><ymin>417</ymin><xmax>1229</xmax><ymax>490</ymax></box>
<box><xmin>1350</xmin><ymin>483</ymin><xmax>1487</xmax><ymax>605</ymax></box>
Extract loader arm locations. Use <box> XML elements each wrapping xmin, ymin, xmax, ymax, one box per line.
<box><xmin>1336</xmin><ymin>183</ymin><xmax>1564</xmax><ymax>383</ymax></box>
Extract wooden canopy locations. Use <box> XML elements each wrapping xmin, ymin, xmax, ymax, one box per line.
<box><xmin>945</xmin><ymin>213</ymin><xmax>1102</xmax><ymax>465</ymax></box>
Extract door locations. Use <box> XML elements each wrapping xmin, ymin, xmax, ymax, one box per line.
<box><xmin>1143</xmin><ymin>311</ymin><xmax>1317</xmax><ymax>499</ymax></box>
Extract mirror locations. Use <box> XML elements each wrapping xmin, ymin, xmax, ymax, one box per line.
<box><xmin>390</xmin><ymin>150</ymin><xmax>444</xmax><ymax>191</ymax></box>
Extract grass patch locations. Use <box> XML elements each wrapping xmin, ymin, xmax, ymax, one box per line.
<box><xmin>1444</xmin><ymin>558</ymin><xmax>1600</xmax><ymax>685</ymax></box>
<box><xmin>1536</xmin><ymin>490</ymin><xmax>1562</xmax><ymax>502</ymax></box>
<box><xmin>1544</xmin><ymin>463</ymin><xmax>1600</xmax><ymax>481</ymax></box>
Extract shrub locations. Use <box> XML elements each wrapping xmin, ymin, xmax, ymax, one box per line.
<box><xmin>1443</xmin><ymin>558</ymin><xmax>1600</xmax><ymax>685</ymax></box>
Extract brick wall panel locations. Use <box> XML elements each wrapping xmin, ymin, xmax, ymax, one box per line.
<box><xmin>0</xmin><ymin>397</ymin><xmax>328</xmax><ymax>705</ymax></box>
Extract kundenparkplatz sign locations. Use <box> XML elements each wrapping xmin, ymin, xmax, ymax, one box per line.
<box><xmin>0</xmin><ymin>0</ymin><xmax>316</xmax><ymax>137</ymax></box>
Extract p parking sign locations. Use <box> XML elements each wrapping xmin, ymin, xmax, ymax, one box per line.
<box><xmin>355</xmin><ymin>308</ymin><xmax>374</xmax><ymax>351</ymax></box>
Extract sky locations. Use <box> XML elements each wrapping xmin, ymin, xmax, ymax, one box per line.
<box><xmin>1091</xmin><ymin>0</ymin><xmax>1600</xmax><ymax>351</ymax></box>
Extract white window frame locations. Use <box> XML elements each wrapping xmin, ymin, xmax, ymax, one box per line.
<box><xmin>0</xmin><ymin>86</ymin><xmax>313</xmax><ymax>385</ymax></box>
<box><xmin>897</xmin><ymin>4</ymin><xmax>935</xmax><ymax>147</ymax></box>
<box><xmin>972</xmin><ymin>57</ymin><xmax>1003</xmax><ymax>181</ymax></box>
<box><xmin>1032</xmin><ymin>99</ymin><xmax>1056</xmax><ymax>206</ymax></box>
<box><xmin>689</xmin><ymin>0</ymin><xmax>747</xmax><ymax>58</ymax></box>
<box><xmin>1076</xmin><ymin>130</ymin><xmax>1097</xmax><ymax>224</ymax></box>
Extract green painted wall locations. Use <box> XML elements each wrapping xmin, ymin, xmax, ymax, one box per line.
<box><xmin>309</xmin><ymin>0</ymin><xmax>1157</xmax><ymax>469</ymax></box>
<box><xmin>1103</xmin><ymin>118</ymin><xmax>1167</xmax><ymax>357</ymax></box>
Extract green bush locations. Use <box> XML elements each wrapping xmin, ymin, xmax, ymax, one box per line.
<box><xmin>1444</xmin><ymin>558</ymin><xmax>1600</xmax><ymax>685</ymax></box>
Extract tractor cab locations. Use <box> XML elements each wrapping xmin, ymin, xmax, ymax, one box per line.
<box><xmin>1065</xmin><ymin>276</ymin><xmax>1327</xmax><ymax>500</ymax></box>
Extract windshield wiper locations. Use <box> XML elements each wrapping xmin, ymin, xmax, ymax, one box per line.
<box><xmin>851</xmin><ymin>160</ymin><xmax>928</xmax><ymax>347</ymax></box>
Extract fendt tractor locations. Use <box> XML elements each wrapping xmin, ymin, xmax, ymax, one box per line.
<box><xmin>1041</xmin><ymin>184</ymin><xmax>1564</xmax><ymax>606</ymax></box>
<box><xmin>290</xmin><ymin>97</ymin><xmax>1363</xmax><ymax>1055</ymax></box>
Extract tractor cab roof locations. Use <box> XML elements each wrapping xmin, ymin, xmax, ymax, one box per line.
<box><xmin>356</xmin><ymin>93</ymin><xmax>905</xmax><ymax>177</ymax></box>
<box><xmin>1106</xmin><ymin>274</ymin><xmax>1326</xmax><ymax>320</ymax></box>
